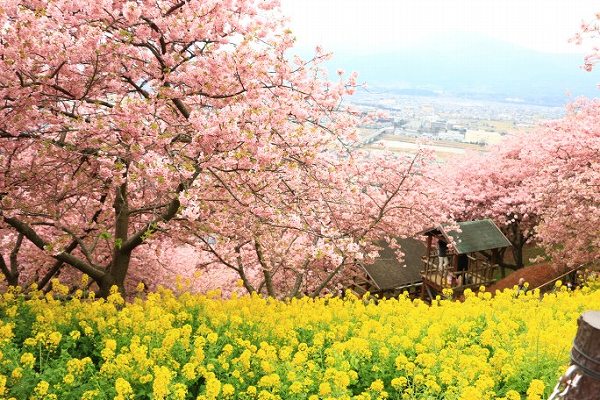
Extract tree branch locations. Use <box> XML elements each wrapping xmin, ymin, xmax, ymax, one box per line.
<box><xmin>2</xmin><ymin>216</ymin><xmax>105</xmax><ymax>280</ymax></box>
<box><xmin>38</xmin><ymin>241</ymin><xmax>79</xmax><ymax>291</ymax></box>
<box><xmin>0</xmin><ymin>254</ymin><xmax>13</xmax><ymax>283</ymax></box>
<box><xmin>235</xmin><ymin>243</ymin><xmax>256</xmax><ymax>293</ymax></box>
<box><xmin>254</xmin><ymin>238</ymin><xmax>274</xmax><ymax>296</ymax></box>
<box><xmin>310</xmin><ymin>257</ymin><xmax>347</xmax><ymax>298</ymax></box>
<box><xmin>57</xmin><ymin>225</ymin><xmax>97</xmax><ymax>267</ymax></box>
<box><xmin>165</xmin><ymin>1</ymin><xmax>186</xmax><ymax>16</ymax></box>
<box><xmin>120</xmin><ymin>169</ymin><xmax>200</xmax><ymax>253</ymax></box>
<box><xmin>9</xmin><ymin>233</ymin><xmax>23</xmax><ymax>277</ymax></box>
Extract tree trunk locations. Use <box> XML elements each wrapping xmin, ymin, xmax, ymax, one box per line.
<box><xmin>0</xmin><ymin>233</ymin><xmax>23</xmax><ymax>286</ymax></box>
<box><xmin>96</xmin><ymin>274</ymin><xmax>116</xmax><ymax>298</ymax></box>
<box><xmin>110</xmin><ymin>251</ymin><xmax>132</xmax><ymax>291</ymax></box>
<box><xmin>109</xmin><ymin>182</ymin><xmax>131</xmax><ymax>294</ymax></box>
<box><xmin>287</xmin><ymin>272</ymin><xmax>304</xmax><ymax>299</ymax></box>
<box><xmin>0</xmin><ymin>265</ymin><xmax>18</xmax><ymax>286</ymax></box>
<box><xmin>509</xmin><ymin>223</ymin><xmax>525</xmax><ymax>268</ymax></box>
<box><xmin>262</xmin><ymin>268</ymin><xmax>275</xmax><ymax>297</ymax></box>
<box><xmin>254</xmin><ymin>238</ymin><xmax>275</xmax><ymax>297</ymax></box>
<box><xmin>562</xmin><ymin>311</ymin><xmax>600</xmax><ymax>399</ymax></box>
<box><xmin>489</xmin><ymin>248</ymin><xmax>507</xmax><ymax>278</ymax></box>
<box><xmin>512</xmin><ymin>241</ymin><xmax>524</xmax><ymax>268</ymax></box>
<box><xmin>0</xmin><ymin>255</ymin><xmax>18</xmax><ymax>286</ymax></box>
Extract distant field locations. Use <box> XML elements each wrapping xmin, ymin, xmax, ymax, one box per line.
<box><xmin>362</xmin><ymin>133</ymin><xmax>489</xmax><ymax>160</ymax></box>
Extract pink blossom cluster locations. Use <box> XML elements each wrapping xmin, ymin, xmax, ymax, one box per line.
<box><xmin>572</xmin><ymin>13</ymin><xmax>600</xmax><ymax>82</ymax></box>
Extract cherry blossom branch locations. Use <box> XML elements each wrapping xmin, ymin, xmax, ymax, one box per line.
<box><xmin>2</xmin><ymin>216</ymin><xmax>105</xmax><ymax>280</ymax></box>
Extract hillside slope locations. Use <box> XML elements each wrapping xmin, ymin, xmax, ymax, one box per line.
<box><xmin>486</xmin><ymin>263</ymin><xmax>568</xmax><ymax>292</ymax></box>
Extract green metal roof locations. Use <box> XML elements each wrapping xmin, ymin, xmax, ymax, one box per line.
<box><xmin>361</xmin><ymin>238</ymin><xmax>426</xmax><ymax>290</ymax></box>
<box><xmin>424</xmin><ymin>219</ymin><xmax>512</xmax><ymax>254</ymax></box>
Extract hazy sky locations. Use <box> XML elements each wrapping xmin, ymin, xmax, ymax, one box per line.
<box><xmin>280</xmin><ymin>0</ymin><xmax>598</xmax><ymax>55</ymax></box>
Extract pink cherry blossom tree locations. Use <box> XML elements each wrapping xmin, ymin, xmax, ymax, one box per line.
<box><xmin>441</xmin><ymin>140</ymin><xmax>540</xmax><ymax>273</ymax></box>
<box><xmin>523</xmin><ymin>99</ymin><xmax>600</xmax><ymax>267</ymax></box>
<box><xmin>442</xmin><ymin>99</ymin><xmax>599</xmax><ymax>271</ymax></box>
<box><xmin>0</xmin><ymin>0</ymin><xmax>445</xmax><ymax>296</ymax></box>
<box><xmin>0</xmin><ymin>0</ymin><xmax>349</xmax><ymax>295</ymax></box>
<box><xmin>178</xmin><ymin>149</ymin><xmax>446</xmax><ymax>298</ymax></box>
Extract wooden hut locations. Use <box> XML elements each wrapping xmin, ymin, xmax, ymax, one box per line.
<box><xmin>420</xmin><ymin>219</ymin><xmax>512</xmax><ymax>301</ymax></box>
<box><xmin>350</xmin><ymin>238</ymin><xmax>426</xmax><ymax>297</ymax></box>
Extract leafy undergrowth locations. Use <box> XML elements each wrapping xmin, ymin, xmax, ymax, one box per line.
<box><xmin>1</xmin><ymin>281</ymin><xmax>599</xmax><ymax>400</ymax></box>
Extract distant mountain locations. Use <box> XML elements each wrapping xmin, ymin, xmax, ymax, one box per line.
<box><xmin>322</xmin><ymin>33</ymin><xmax>599</xmax><ymax>106</ymax></box>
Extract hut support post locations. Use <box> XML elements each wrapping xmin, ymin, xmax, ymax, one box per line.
<box><xmin>425</xmin><ymin>285</ymin><xmax>435</xmax><ymax>302</ymax></box>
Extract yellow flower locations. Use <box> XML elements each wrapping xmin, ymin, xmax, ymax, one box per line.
<box><xmin>258</xmin><ymin>373</ymin><xmax>280</xmax><ymax>390</ymax></box>
<box><xmin>391</xmin><ymin>377</ymin><xmax>407</xmax><ymax>389</ymax></box>
<box><xmin>48</xmin><ymin>331</ymin><xmax>62</xmax><ymax>347</ymax></box>
<box><xmin>107</xmin><ymin>286</ymin><xmax>125</xmax><ymax>305</ymax></box>
<box><xmin>50</xmin><ymin>279</ymin><xmax>69</xmax><ymax>296</ymax></box>
<box><xmin>81</xmin><ymin>390</ymin><xmax>100</xmax><ymax>400</ymax></box>
<box><xmin>459</xmin><ymin>386</ymin><xmax>482</xmax><ymax>400</ymax></box>
<box><xmin>333</xmin><ymin>370</ymin><xmax>351</xmax><ymax>388</ymax></box>
<box><xmin>20</xmin><ymin>352</ymin><xmax>35</xmax><ymax>368</ymax></box>
<box><xmin>34</xmin><ymin>380</ymin><xmax>50</xmax><ymax>397</ymax></box>
<box><xmin>205</xmin><ymin>377</ymin><xmax>221</xmax><ymax>399</ymax></box>
<box><xmin>0</xmin><ymin>324</ymin><xmax>14</xmax><ymax>343</ymax></box>
<box><xmin>115</xmin><ymin>377</ymin><xmax>133</xmax><ymax>397</ymax></box>
<box><xmin>105</xmin><ymin>339</ymin><xmax>117</xmax><ymax>351</ymax></box>
<box><xmin>370</xmin><ymin>379</ymin><xmax>385</xmax><ymax>392</ymax></box>
<box><xmin>319</xmin><ymin>382</ymin><xmax>332</xmax><ymax>396</ymax></box>
<box><xmin>505</xmin><ymin>390</ymin><xmax>521</xmax><ymax>400</ymax></box>
<box><xmin>246</xmin><ymin>386</ymin><xmax>257</xmax><ymax>396</ymax></box>
<box><xmin>172</xmin><ymin>383</ymin><xmax>187</xmax><ymax>400</ymax></box>
<box><xmin>222</xmin><ymin>383</ymin><xmax>235</xmax><ymax>397</ymax></box>
<box><xmin>63</xmin><ymin>373</ymin><xmax>75</xmax><ymax>385</ymax></box>
<box><xmin>526</xmin><ymin>379</ymin><xmax>545</xmax><ymax>400</ymax></box>
<box><xmin>289</xmin><ymin>381</ymin><xmax>304</xmax><ymax>394</ymax></box>
<box><xmin>207</xmin><ymin>332</ymin><xmax>218</xmax><ymax>344</ymax></box>
<box><xmin>5</xmin><ymin>306</ymin><xmax>17</xmax><ymax>318</ymax></box>
<box><xmin>11</xmin><ymin>368</ymin><xmax>23</xmax><ymax>380</ymax></box>
<box><xmin>152</xmin><ymin>366</ymin><xmax>172</xmax><ymax>399</ymax></box>
<box><xmin>0</xmin><ymin>269</ymin><xmax>598</xmax><ymax>400</ymax></box>
<box><xmin>182</xmin><ymin>362</ymin><xmax>197</xmax><ymax>380</ymax></box>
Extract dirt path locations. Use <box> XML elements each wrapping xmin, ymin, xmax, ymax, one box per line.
<box><xmin>486</xmin><ymin>263</ymin><xmax>567</xmax><ymax>292</ymax></box>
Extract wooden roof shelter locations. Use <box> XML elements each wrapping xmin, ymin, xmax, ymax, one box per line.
<box><xmin>420</xmin><ymin>219</ymin><xmax>512</xmax><ymax>301</ymax></box>
<box><xmin>425</xmin><ymin>219</ymin><xmax>512</xmax><ymax>254</ymax></box>
<box><xmin>351</xmin><ymin>238</ymin><xmax>426</xmax><ymax>297</ymax></box>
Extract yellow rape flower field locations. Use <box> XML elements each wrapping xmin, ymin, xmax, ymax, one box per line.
<box><xmin>0</xmin><ymin>282</ymin><xmax>599</xmax><ymax>400</ymax></box>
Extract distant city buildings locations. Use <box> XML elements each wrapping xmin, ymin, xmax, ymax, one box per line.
<box><xmin>349</xmin><ymin>91</ymin><xmax>563</xmax><ymax>158</ymax></box>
